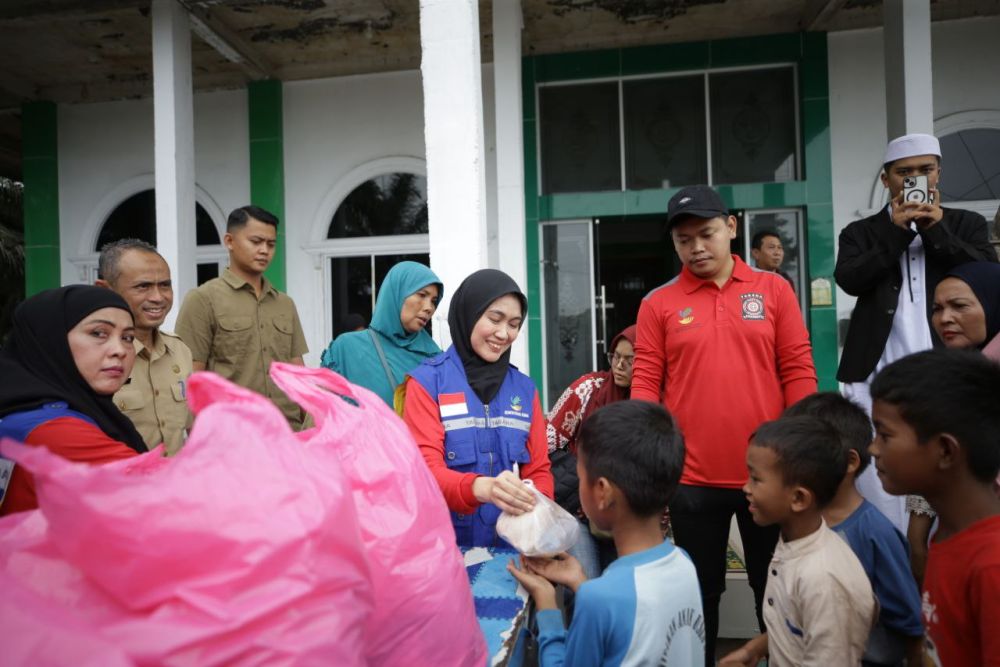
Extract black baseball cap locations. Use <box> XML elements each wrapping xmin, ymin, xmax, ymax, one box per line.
<box><xmin>667</xmin><ymin>185</ymin><xmax>729</xmax><ymax>228</ymax></box>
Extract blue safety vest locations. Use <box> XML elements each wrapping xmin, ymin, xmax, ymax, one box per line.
<box><xmin>0</xmin><ymin>403</ymin><xmax>96</xmax><ymax>508</ymax></box>
<box><xmin>0</xmin><ymin>402</ymin><xmax>95</xmax><ymax>443</ymax></box>
<box><xmin>409</xmin><ymin>346</ymin><xmax>537</xmax><ymax>548</ymax></box>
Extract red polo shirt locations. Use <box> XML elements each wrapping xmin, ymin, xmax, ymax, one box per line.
<box><xmin>632</xmin><ymin>255</ymin><xmax>817</xmax><ymax>488</ymax></box>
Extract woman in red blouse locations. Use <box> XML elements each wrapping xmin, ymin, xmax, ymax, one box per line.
<box><xmin>547</xmin><ymin>325</ymin><xmax>637</xmax><ymax>455</ymax></box>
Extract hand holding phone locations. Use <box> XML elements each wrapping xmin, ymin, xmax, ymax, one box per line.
<box><xmin>891</xmin><ymin>175</ymin><xmax>942</xmax><ymax>229</ymax></box>
<box><xmin>902</xmin><ymin>175</ymin><xmax>932</xmax><ymax>205</ymax></box>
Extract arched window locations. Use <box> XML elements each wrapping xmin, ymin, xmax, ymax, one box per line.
<box><xmin>326</xmin><ymin>173</ymin><xmax>428</xmax><ymax>238</ymax></box>
<box><xmin>95</xmin><ymin>189</ymin><xmax>226</xmax><ymax>284</ymax></box>
<box><xmin>97</xmin><ymin>189</ymin><xmax>221</xmax><ymax>248</ymax></box>
<box><xmin>71</xmin><ymin>188</ymin><xmax>227</xmax><ymax>284</ymax></box>
<box><xmin>320</xmin><ymin>172</ymin><xmax>430</xmax><ymax>339</ymax></box>
<box><xmin>938</xmin><ymin>128</ymin><xmax>1000</xmax><ymax>202</ymax></box>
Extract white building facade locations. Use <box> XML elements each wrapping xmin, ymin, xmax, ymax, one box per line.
<box><xmin>25</xmin><ymin>7</ymin><xmax>1000</xmax><ymax>405</ymax></box>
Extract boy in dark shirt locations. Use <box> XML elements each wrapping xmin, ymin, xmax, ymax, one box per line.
<box><xmin>870</xmin><ymin>349</ymin><xmax>1000</xmax><ymax>666</ymax></box>
<box><xmin>785</xmin><ymin>392</ymin><xmax>923</xmax><ymax>666</ymax></box>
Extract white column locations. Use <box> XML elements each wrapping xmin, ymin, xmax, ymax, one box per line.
<box><xmin>152</xmin><ymin>0</ymin><xmax>197</xmax><ymax>332</ymax></box>
<box><xmin>883</xmin><ymin>0</ymin><xmax>934</xmax><ymax>139</ymax></box>
<box><xmin>419</xmin><ymin>0</ymin><xmax>489</xmax><ymax>350</ymax></box>
<box><xmin>492</xmin><ymin>0</ymin><xmax>529</xmax><ymax>370</ymax></box>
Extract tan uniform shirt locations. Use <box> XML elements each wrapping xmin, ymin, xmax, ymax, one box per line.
<box><xmin>175</xmin><ymin>268</ymin><xmax>308</xmax><ymax>427</ymax></box>
<box><xmin>113</xmin><ymin>330</ymin><xmax>193</xmax><ymax>456</ymax></box>
<box><xmin>764</xmin><ymin>521</ymin><xmax>876</xmax><ymax>667</ymax></box>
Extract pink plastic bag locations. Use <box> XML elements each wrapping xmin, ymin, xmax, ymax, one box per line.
<box><xmin>269</xmin><ymin>362</ymin><xmax>487</xmax><ymax>667</ymax></box>
<box><xmin>0</xmin><ymin>371</ymin><xmax>372</xmax><ymax>666</ymax></box>
<box><xmin>0</xmin><ymin>564</ymin><xmax>133</xmax><ymax>667</ymax></box>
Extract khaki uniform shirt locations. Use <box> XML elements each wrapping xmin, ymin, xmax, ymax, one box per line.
<box><xmin>764</xmin><ymin>521</ymin><xmax>877</xmax><ymax>667</ymax></box>
<box><xmin>113</xmin><ymin>330</ymin><xmax>193</xmax><ymax>456</ymax></box>
<box><xmin>175</xmin><ymin>268</ymin><xmax>308</xmax><ymax>427</ymax></box>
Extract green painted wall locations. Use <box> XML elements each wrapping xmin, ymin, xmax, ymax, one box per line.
<box><xmin>22</xmin><ymin>101</ymin><xmax>60</xmax><ymax>295</ymax></box>
<box><xmin>248</xmin><ymin>80</ymin><xmax>286</xmax><ymax>291</ymax></box>
<box><xmin>523</xmin><ymin>32</ymin><xmax>838</xmax><ymax>393</ymax></box>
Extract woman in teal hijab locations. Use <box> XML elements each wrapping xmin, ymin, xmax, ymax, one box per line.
<box><xmin>321</xmin><ymin>261</ymin><xmax>443</xmax><ymax>406</ymax></box>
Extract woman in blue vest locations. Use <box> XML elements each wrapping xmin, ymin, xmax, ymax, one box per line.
<box><xmin>0</xmin><ymin>286</ymin><xmax>146</xmax><ymax>515</ymax></box>
<box><xmin>402</xmin><ymin>269</ymin><xmax>554</xmax><ymax>547</ymax></box>
<box><xmin>321</xmin><ymin>261</ymin><xmax>442</xmax><ymax>407</ymax></box>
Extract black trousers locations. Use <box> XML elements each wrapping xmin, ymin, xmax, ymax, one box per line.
<box><xmin>669</xmin><ymin>484</ymin><xmax>779</xmax><ymax>665</ymax></box>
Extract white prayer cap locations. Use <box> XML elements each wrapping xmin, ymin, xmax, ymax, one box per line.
<box><xmin>884</xmin><ymin>133</ymin><xmax>941</xmax><ymax>164</ymax></box>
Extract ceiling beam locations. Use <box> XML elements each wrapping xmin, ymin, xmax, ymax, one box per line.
<box><xmin>33</xmin><ymin>78</ymin><xmax>154</xmax><ymax>106</ymax></box>
<box><xmin>176</xmin><ymin>0</ymin><xmax>274</xmax><ymax>80</ymax></box>
<box><xmin>0</xmin><ymin>78</ymin><xmax>39</xmax><ymax>104</ymax></box>
<box><xmin>0</xmin><ymin>0</ymin><xmax>148</xmax><ymax>21</ymax></box>
<box><xmin>799</xmin><ymin>0</ymin><xmax>849</xmax><ymax>31</ymax></box>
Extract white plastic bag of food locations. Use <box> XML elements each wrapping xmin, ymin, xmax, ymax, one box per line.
<box><xmin>496</xmin><ymin>480</ymin><xmax>580</xmax><ymax>556</ymax></box>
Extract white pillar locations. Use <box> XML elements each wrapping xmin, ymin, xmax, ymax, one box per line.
<box><xmin>883</xmin><ymin>0</ymin><xmax>934</xmax><ymax>139</ymax></box>
<box><xmin>492</xmin><ymin>0</ymin><xmax>529</xmax><ymax>370</ymax></box>
<box><xmin>152</xmin><ymin>0</ymin><xmax>197</xmax><ymax>332</ymax></box>
<box><xmin>420</xmin><ymin>0</ymin><xmax>489</xmax><ymax>350</ymax></box>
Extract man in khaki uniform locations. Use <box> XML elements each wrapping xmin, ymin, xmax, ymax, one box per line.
<box><xmin>175</xmin><ymin>205</ymin><xmax>308</xmax><ymax>428</ymax></box>
<box><xmin>97</xmin><ymin>239</ymin><xmax>193</xmax><ymax>455</ymax></box>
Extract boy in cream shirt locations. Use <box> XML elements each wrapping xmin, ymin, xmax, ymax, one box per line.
<box><xmin>722</xmin><ymin>417</ymin><xmax>876</xmax><ymax>666</ymax></box>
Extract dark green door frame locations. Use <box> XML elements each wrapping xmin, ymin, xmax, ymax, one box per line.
<box><xmin>23</xmin><ymin>101</ymin><xmax>61</xmax><ymax>295</ymax></box>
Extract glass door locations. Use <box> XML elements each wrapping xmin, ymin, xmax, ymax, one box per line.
<box><xmin>540</xmin><ymin>220</ymin><xmax>597</xmax><ymax>409</ymax></box>
<box><xmin>591</xmin><ymin>215</ymin><xmax>679</xmax><ymax>369</ymax></box>
<box><xmin>736</xmin><ymin>208</ymin><xmax>807</xmax><ymax>317</ymax></box>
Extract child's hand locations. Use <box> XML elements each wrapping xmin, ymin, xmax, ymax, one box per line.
<box><xmin>718</xmin><ymin>648</ymin><xmax>755</xmax><ymax>667</ymax></box>
<box><xmin>719</xmin><ymin>634</ymin><xmax>768</xmax><ymax>666</ymax></box>
<box><xmin>523</xmin><ymin>552</ymin><xmax>587</xmax><ymax>592</ymax></box>
<box><xmin>507</xmin><ymin>557</ymin><xmax>557</xmax><ymax>610</ymax></box>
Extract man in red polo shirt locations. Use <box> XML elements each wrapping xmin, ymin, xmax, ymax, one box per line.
<box><xmin>632</xmin><ymin>185</ymin><xmax>817</xmax><ymax>664</ymax></box>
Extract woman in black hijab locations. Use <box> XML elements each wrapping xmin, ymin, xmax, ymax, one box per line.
<box><xmin>932</xmin><ymin>261</ymin><xmax>1000</xmax><ymax>357</ymax></box>
<box><xmin>907</xmin><ymin>260</ymin><xmax>1000</xmax><ymax>582</ymax></box>
<box><xmin>0</xmin><ymin>285</ymin><xmax>145</xmax><ymax>515</ymax></box>
<box><xmin>401</xmin><ymin>269</ymin><xmax>553</xmax><ymax>548</ymax></box>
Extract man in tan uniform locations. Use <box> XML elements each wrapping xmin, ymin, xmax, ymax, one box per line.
<box><xmin>97</xmin><ymin>239</ymin><xmax>193</xmax><ymax>455</ymax></box>
<box><xmin>175</xmin><ymin>205</ymin><xmax>308</xmax><ymax>428</ymax></box>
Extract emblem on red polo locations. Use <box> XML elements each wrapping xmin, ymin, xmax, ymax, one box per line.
<box><xmin>740</xmin><ymin>293</ymin><xmax>765</xmax><ymax>321</ymax></box>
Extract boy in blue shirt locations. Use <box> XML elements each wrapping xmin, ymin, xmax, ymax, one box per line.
<box><xmin>508</xmin><ymin>400</ymin><xmax>704</xmax><ymax>666</ymax></box>
<box><xmin>784</xmin><ymin>393</ymin><xmax>923</xmax><ymax>666</ymax></box>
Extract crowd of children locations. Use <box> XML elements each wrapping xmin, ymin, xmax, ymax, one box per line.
<box><xmin>509</xmin><ymin>348</ymin><xmax>999</xmax><ymax>667</ymax></box>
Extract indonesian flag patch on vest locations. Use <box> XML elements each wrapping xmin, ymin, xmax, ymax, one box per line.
<box><xmin>438</xmin><ymin>392</ymin><xmax>469</xmax><ymax>418</ymax></box>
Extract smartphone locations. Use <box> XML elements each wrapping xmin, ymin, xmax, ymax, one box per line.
<box><xmin>902</xmin><ymin>175</ymin><xmax>932</xmax><ymax>204</ymax></box>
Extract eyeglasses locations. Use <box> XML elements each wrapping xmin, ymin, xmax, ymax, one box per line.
<box><xmin>607</xmin><ymin>352</ymin><xmax>635</xmax><ymax>368</ymax></box>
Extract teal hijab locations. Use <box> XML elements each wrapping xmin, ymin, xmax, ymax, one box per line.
<box><xmin>321</xmin><ymin>261</ymin><xmax>443</xmax><ymax>405</ymax></box>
